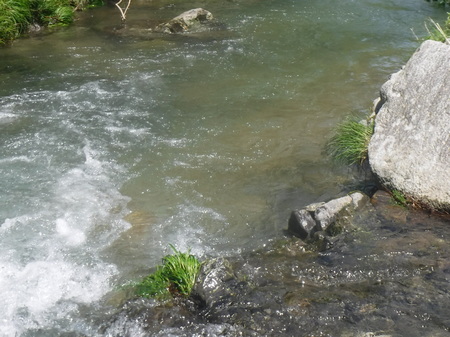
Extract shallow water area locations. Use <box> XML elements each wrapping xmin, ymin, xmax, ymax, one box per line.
<box><xmin>0</xmin><ymin>0</ymin><xmax>448</xmax><ymax>335</ymax></box>
<box><xmin>104</xmin><ymin>203</ymin><xmax>450</xmax><ymax>337</ymax></box>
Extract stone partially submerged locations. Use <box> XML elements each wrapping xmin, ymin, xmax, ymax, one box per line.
<box><xmin>287</xmin><ymin>192</ymin><xmax>370</xmax><ymax>247</ymax></box>
<box><xmin>368</xmin><ymin>40</ymin><xmax>450</xmax><ymax>212</ymax></box>
<box><xmin>155</xmin><ymin>8</ymin><xmax>214</xmax><ymax>34</ymax></box>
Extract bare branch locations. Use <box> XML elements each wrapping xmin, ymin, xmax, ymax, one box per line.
<box><xmin>115</xmin><ymin>0</ymin><xmax>132</xmax><ymax>21</ymax></box>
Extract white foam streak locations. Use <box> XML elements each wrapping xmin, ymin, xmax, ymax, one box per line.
<box><xmin>56</xmin><ymin>218</ymin><xmax>86</xmax><ymax>246</ymax></box>
<box><xmin>0</xmin><ymin>259</ymin><xmax>116</xmax><ymax>336</ymax></box>
<box><xmin>0</xmin><ymin>156</ymin><xmax>33</xmax><ymax>164</ymax></box>
<box><xmin>0</xmin><ymin>142</ymin><xmax>130</xmax><ymax>336</ymax></box>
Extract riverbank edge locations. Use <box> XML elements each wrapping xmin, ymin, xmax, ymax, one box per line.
<box><xmin>0</xmin><ymin>0</ymin><xmax>105</xmax><ymax>46</ymax></box>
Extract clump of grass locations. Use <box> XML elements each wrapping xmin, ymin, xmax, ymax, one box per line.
<box><xmin>134</xmin><ymin>245</ymin><xmax>202</xmax><ymax>299</ymax></box>
<box><xmin>33</xmin><ymin>0</ymin><xmax>75</xmax><ymax>26</ymax></box>
<box><xmin>426</xmin><ymin>16</ymin><xmax>450</xmax><ymax>44</ymax></box>
<box><xmin>0</xmin><ymin>0</ymin><xmax>32</xmax><ymax>44</ymax></box>
<box><xmin>326</xmin><ymin>116</ymin><xmax>374</xmax><ymax>166</ymax></box>
<box><xmin>0</xmin><ymin>0</ymin><xmax>104</xmax><ymax>45</ymax></box>
<box><xmin>134</xmin><ymin>266</ymin><xmax>170</xmax><ymax>299</ymax></box>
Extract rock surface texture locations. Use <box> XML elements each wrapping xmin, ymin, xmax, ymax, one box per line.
<box><xmin>155</xmin><ymin>8</ymin><xmax>213</xmax><ymax>34</ymax></box>
<box><xmin>368</xmin><ymin>40</ymin><xmax>450</xmax><ymax>211</ymax></box>
<box><xmin>288</xmin><ymin>192</ymin><xmax>369</xmax><ymax>246</ymax></box>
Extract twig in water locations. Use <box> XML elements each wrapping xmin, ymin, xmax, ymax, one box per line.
<box><xmin>115</xmin><ymin>0</ymin><xmax>132</xmax><ymax>21</ymax></box>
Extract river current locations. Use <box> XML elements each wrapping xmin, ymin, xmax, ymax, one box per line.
<box><xmin>0</xmin><ymin>0</ymin><xmax>447</xmax><ymax>335</ymax></box>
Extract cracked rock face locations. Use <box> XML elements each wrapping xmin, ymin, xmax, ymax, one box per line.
<box><xmin>368</xmin><ymin>40</ymin><xmax>450</xmax><ymax>211</ymax></box>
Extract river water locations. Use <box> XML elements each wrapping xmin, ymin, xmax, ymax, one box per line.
<box><xmin>0</xmin><ymin>0</ymin><xmax>447</xmax><ymax>335</ymax></box>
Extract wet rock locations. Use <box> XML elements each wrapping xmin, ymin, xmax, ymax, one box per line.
<box><xmin>288</xmin><ymin>209</ymin><xmax>316</xmax><ymax>240</ymax></box>
<box><xmin>191</xmin><ymin>258</ymin><xmax>238</xmax><ymax>311</ymax></box>
<box><xmin>304</xmin><ymin>201</ymin><xmax>325</xmax><ymax>212</ymax></box>
<box><xmin>155</xmin><ymin>8</ymin><xmax>214</xmax><ymax>34</ymax></box>
<box><xmin>191</xmin><ymin>257</ymin><xmax>298</xmax><ymax>334</ymax></box>
<box><xmin>28</xmin><ymin>23</ymin><xmax>42</xmax><ymax>33</ymax></box>
<box><xmin>371</xmin><ymin>190</ymin><xmax>408</xmax><ymax>224</ymax></box>
<box><xmin>190</xmin><ymin>257</ymin><xmax>269</xmax><ymax>327</ymax></box>
<box><xmin>314</xmin><ymin>195</ymin><xmax>353</xmax><ymax>231</ymax></box>
<box><xmin>312</xmin><ymin>231</ymin><xmax>335</xmax><ymax>251</ymax></box>
<box><xmin>287</xmin><ymin>192</ymin><xmax>370</xmax><ymax>245</ymax></box>
<box><xmin>368</xmin><ymin>40</ymin><xmax>450</xmax><ymax>212</ymax></box>
<box><xmin>102</xmin><ymin>298</ymin><xmax>199</xmax><ymax>336</ymax></box>
<box><xmin>104</xmin><ymin>205</ymin><xmax>450</xmax><ymax>336</ymax></box>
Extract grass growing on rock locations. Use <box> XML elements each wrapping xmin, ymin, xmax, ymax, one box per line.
<box><xmin>134</xmin><ymin>245</ymin><xmax>202</xmax><ymax>299</ymax></box>
<box><xmin>426</xmin><ymin>15</ymin><xmax>450</xmax><ymax>44</ymax></box>
<box><xmin>326</xmin><ymin>116</ymin><xmax>374</xmax><ymax>166</ymax></box>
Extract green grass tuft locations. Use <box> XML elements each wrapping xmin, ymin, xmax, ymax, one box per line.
<box><xmin>134</xmin><ymin>266</ymin><xmax>171</xmax><ymax>299</ymax></box>
<box><xmin>426</xmin><ymin>15</ymin><xmax>450</xmax><ymax>43</ymax></box>
<box><xmin>134</xmin><ymin>245</ymin><xmax>202</xmax><ymax>299</ymax></box>
<box><xmin>161</xmin><ymin>244</ymin><xmax>202</xmax><ymax>296</ymax></box>
<box><xmin>0</xmin><ymin>0</ymin><xmax>32</xmax><ymax>44</ymax></box>
<box><xmin>326</xmin><ymin>116</ymin><xmax>374</xmax><ymax>166</ymax></box>
<box><xmin>391</xmin><ymin>189</ymin><xmax>409</xmax><ymax>208</ymax></box>
<box><xmin>0</xmin><ymin>0</ymin><xmax>104</xmax><ymax>44</ymax></box>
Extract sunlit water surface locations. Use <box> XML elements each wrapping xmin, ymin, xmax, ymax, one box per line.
<box><xmin>0</xmin><ymin>0</ymin><xmax>447</xmax><ymax>335</ymax></box>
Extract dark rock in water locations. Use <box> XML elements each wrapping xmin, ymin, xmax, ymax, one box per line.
<box><xmin>312</xmin><ymin>231</ymin><xmax>335</xmax><ymax>251</ymax></box>
<box><xmin>191</xmin><ymin>258</ymin><xmax>239</xmax><ymax>311</ymax></box>
<box><xmin>101</xmin><ymin>297</ymin><xmax>199</xmax><ymax>336</ymax></box>
<box><xmin>155</xmin><ymin>8</ymin><xmax>214</xmax><ymax>34</ymax></box>
<box><xmin>288</xmin><ymin>209</ymin><xmax>316</xmax><ymax>240</ymax></box>
<box><xmin>368</xmin><ymin>40</ymin><xmax>450</xmax><ymax>212</ymax></box>
<box><xmin>371</xmin><ymin>189</ymin><xmax>409</xmax><ymax>224</ymax></box>
<box><xmin>191</xmin><ymin>257</ymin><xmax>295</xmax><ymax>335</ymax></box>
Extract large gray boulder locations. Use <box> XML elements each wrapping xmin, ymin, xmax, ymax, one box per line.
<box><xmin>368</xmin><ymin>40</ymin><xmax>450</xmax><ymax>211</ymax></box>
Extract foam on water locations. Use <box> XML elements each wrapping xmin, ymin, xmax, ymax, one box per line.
<box><xmin>0</xmin><ymin>152</ymin><xmax>130</xmax><ymax>335</ymax></box>
<box><xmin>0</xmin><ymin>85</ymin><xmax>132</xmax><ymax>335</ymax></box>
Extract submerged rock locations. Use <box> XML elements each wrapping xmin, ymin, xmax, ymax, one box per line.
<box><xmin>368</xmin><ymin>40</ymin><xmax>450</xmax><ymax>212</ymax></box>
<box><xmin>191</xmin><ymin>258</ymin><xmax>239</xmax><ymax>311</ymax></box>
<box><xmin>287</xmin><ymin>209</ymin><xmax>316</xmax><ymax>240</ymax></box>
<box><xmin>155</xmin><ymin>8</ymin><xmax>214</xmax><ymax>34</ymax></box>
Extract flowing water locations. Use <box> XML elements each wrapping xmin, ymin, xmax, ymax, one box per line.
<box><xmin>0</xmin><ymin>0</ymin><xmax>448</xmax><ymax>335</ymax></box>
